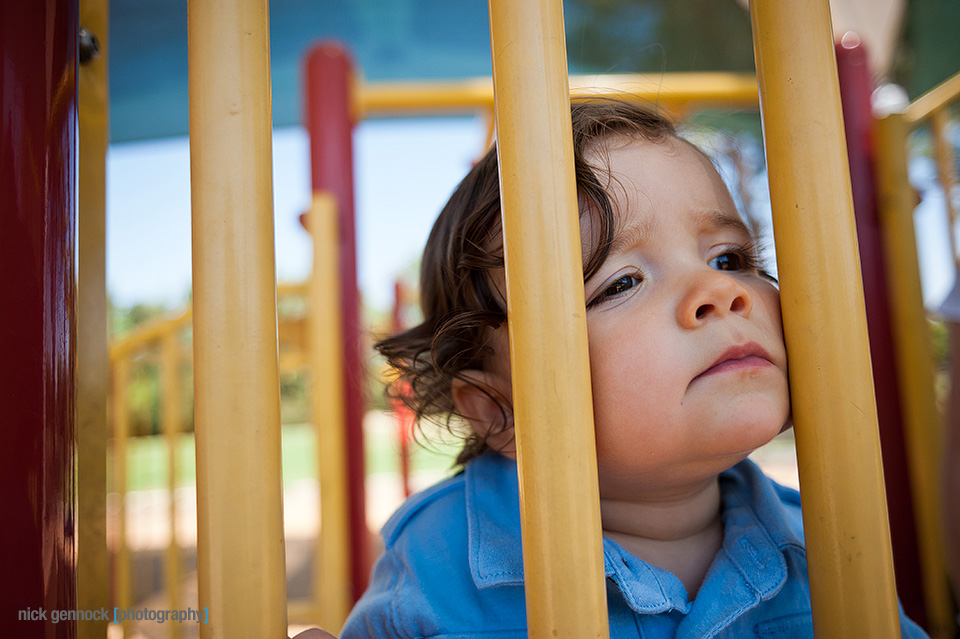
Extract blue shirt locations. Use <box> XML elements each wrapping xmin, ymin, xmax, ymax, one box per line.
<box><xmin>342</xmin><ymin>454</ymin><xmax>928</xmax><ymax>638</ymax></box>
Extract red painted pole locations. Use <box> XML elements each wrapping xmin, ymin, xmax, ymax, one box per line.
<box><xmin>835</xmin><ymin>37</ymin><xmax>926</xmax><ymax>628</ymax></box>
<box><xmin>304</xmin><ymin>42</ymin><xmax>371</xmax><ymax>601</ymax></box>
<box><xmin>0</xmin><ymin>0</ymin><xmax>78</xmax><ymax>637</ymax></box>
<box><xmin>392</xmin><ymin>281</ymin><xmax>414</xmax><ymax>498</ymax></box>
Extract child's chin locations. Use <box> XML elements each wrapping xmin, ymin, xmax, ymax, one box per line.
<box><xmin>726</xmin><ymin>416</ymin><xmax>788</xmax><ymax>454</ymax></box>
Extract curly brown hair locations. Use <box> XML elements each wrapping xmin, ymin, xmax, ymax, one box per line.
<box><xmin>376</xmin><ymin>97</ymin><xmax>677</xmax><ymax>465</ymax></box>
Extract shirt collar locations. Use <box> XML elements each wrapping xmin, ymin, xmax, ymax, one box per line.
<box><xmin>464</xmin><ymin>453</ymin><xmax>526</xmax><ymax>587</ymax></box>
<box><xmin>465</xmin><ymin>453</ymin><xmax>803</xmax><ymax>618</ymax></box>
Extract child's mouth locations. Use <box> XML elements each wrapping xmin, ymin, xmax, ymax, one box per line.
<box><xmin>693</xmin><ymin>342</ymin><xmax>773</xmax><ymax>381</ymax></box>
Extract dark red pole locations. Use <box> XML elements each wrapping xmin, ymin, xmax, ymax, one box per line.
<box><xmin>0</xmin><ymin>0</ymin><xmax>79</xmax><ymax>637</ymax></box>
<box><xmin>836</xmin><ymin>37</ymin><xmax>927</xmax><ymax>629</ymax></box>
<box><xmin>304</xmin><ymin>42</ymin><xmax>371</xmax><ymax>602</ymax></box>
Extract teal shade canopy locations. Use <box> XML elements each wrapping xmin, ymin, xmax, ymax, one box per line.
<box><xmin>107</xmin><ymin>0</ymin><xmax>760</xmax><ymax>142</ymax></box>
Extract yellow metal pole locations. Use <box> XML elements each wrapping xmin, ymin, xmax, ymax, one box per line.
<box><xmin>161</xmin><ymin>330</ymin><xmax>182</xmax><ymax>639</ymax></box>
<box><xmin>307</xmin><ymin>192</ymin><xmax>352</xmax><ymax>631</ymax></box>
<box><xmin>77</xmin><ymin>0</ymin><xmax>109</xmax><ymax>637</ymax></box>
<box><xmin>112</xmin><ymin>356</ymin><xmax>131</xmax><ymax>634</ymax></box>
<box><xmin>749</xmin><ymin>2</ymin><xmax>900</xmax><ymax>637</ymax></box>
<box><xmin>188</xmin><ymin>1</ymin><xmax>287</xmax><ymax>637</ymax></box>
<box><xmin>875</xmin><ymin>112</ymin><xmax>955</xmax><ymax>639</ymax></box>
<box><xmin>930</xmin><ymin>109</ymin><xmax>960</xmax><ymax>270</ymax></box>
<box><xmin>487</xmin><ymin>0</ymin><xmax>608</xmax><ymax>637</ymax></box>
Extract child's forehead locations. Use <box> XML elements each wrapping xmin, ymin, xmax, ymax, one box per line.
<box><xmin>591</xmin><ymin>133</ymin><xmax>714</xmax><ymax>179</ymax></box>
<box><xmin>587</xmin><ymin>136</ymin><xmax>725</xmax><ymax>205</ymax></box>
<box><xmin>581</xmin><ymin>135</ymin><xmax>751</xmax><ymax>255</ymax></box>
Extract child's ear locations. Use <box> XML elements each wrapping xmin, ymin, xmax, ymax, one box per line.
<box><xmin>451</xmin><ymin>371</ymin><xmax>515</xmax><ymax>459</ymax></box>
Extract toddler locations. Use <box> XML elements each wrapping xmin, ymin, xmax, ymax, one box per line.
<box><xmin>340</xmin><ymin>98</ymin><xmax>928</xmax><ymax>638</ymax></box>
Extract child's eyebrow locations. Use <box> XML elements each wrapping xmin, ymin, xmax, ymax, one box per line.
<box><xmin>604</xmin><ymin>218</ymin><xmax>652</xmax><ymax>259</ymax></box>
<box><xmin>604</xmin><ymin>209</ymin><xmax>750</xmax><ymax>259</ymax></box>
<box><xmin>696</xmin><ymin>208</ymin><xmax>752</xmax><ymax>237</ymax></box>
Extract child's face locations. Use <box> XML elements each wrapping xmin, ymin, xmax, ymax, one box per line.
<box><xmin>580</xmin><ymin>136</ymin><xmax>789</xmax><ymax>498</ymax></box>
<box><xmin>472</xmin><ymin>135</ymin><xmax>790</xmax><ymax>497</ymax></box>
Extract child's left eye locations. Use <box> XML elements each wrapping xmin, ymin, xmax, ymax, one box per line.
<box><xmin>587</xmin><ymin>274</ymin><xmax>641</xmax><ymax>308</ymax></box>
<box><xmin>710</xmin><ymin>251</ymin><xmax>748</xmax><ymax>271</ymax></box>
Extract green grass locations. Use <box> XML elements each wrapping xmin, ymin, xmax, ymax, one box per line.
<box><xmin>119</xmin><ymin>419</ymin><xmax>460</xmax><ymax>493</ymax></box>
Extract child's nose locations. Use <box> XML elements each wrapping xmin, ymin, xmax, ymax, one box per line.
<box><xmin>676</xmin><ymin>270</ymin><xmax>753</xmax><ymax>328</ymax></box>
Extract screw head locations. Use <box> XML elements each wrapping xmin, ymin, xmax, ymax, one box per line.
<box><xmin>79</xmin><ymin>27</ymin><xmax>100</xmax><ymax>65</ymax></box>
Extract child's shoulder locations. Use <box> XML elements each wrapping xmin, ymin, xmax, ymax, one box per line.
<box><xmin>381</xmin><ymin>468</ymin><xmax>469</xmax><ymax>548</ymax></box>
<box><xmin>382</xmin><ymin>452</ymin><xmax>519</xmax><ymax>544</ymax></box>
<box><xmin>342</xmin><ymin>454</ymin><xmax>527</xmax><ymax>639</ymax></box>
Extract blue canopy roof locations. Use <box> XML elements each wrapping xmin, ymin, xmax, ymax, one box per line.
<box><xmin>108</xmin><ymin>0</ymin><xmax>680</xmax><ymax>142</ymax></box>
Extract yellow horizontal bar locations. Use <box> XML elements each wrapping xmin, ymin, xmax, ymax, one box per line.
<box><xmin>357</xmin><ymin>72</ymin><xmax>759</xmax><ymax>118</ymax></box>
<box><xmin>278</xmin><ymin>282</ymin><xmax>308</xmax><ymax>297</ymax></box>
<box><xmin>110</xmin><ymin>285</ymin><xmax>303</xmax><ymax>361</ymax></box>
<box><xmin>110</xmin><ymin>309</ymin><xmax>192</xmax><ymax>359</ymax></box>
<box><xmin>905</xmin><ymin>70</ymin><xmax>960</xmax><ymax>125</ymax></box>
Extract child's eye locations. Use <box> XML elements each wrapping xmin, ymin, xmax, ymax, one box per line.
<box><xmin>710</xmin><ymin>252</ymin><xmax>746</xmax><ymax>271</ymax></box>
<box><xmin>709</xmin><ymin>246</ymin><xmax>763</xmax><ymax>273</ymax></box>
<box><xmin>587</xmin><ymin>274</ymin><xmax>642</xmax><ymax>308</ymax></box>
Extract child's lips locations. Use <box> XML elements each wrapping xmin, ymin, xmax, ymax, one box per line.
<box><xmin>693</xmin><ymin>342</ymin><xmax>774</xmax><ymax>382</ymax></box>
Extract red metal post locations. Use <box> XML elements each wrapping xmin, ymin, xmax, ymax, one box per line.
<box><xmin>0</xmin><ymin>0</ymin><xmax>79</xmax><ymax>637</ymax></box>
<box><xmin>836</xmin><ymin>38</ymin><xmax>926</xmax><ymax>628</ymax></box>
<box><xmin>392</xmin><ymin>281</ymin><xmax>414</xmax><ymax>498</ymax></box>
<box><xmin>304</xmin><ymin>42</ymin><xmax>371</xmax><ymax>601</ymax></box>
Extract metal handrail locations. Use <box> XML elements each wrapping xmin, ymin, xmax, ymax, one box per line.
<box><xmin>905</xmin><ymin>71</ymin><xmax>960</xmax><ymax>125</ymax></box>
<box><xmin>357</xmin><ymin>71</ymin><xmax>759</xmax><ymax>118</ymax></box>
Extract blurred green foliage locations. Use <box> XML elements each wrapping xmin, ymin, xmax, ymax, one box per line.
<box><xmin>110</xmin><ymin>293</ymin><xmax>393</xmax><ymax>437</ymax></box>
<box><xmin>897</xmin><ymin>0</ymin><xmax>960</xmax><ymax>99</ymax></box>
<box><xmin>566</xmin><ymin>0</ymin><xmax>755</xmax><ymax>75</ymax></box>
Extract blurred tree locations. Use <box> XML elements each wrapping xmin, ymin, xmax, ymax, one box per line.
<box><xmin>896</xmin><ymin>0</ymin><xmax>960</xmax><ymax>99</ymax></box>
<box><xmin>566</xmin><ymin>0</ymin><xmax>754</xmax><ymax>74</ymax></box>
<box><xmin>108</xmin><ymin>297</ymin><xmax>170</xmax><ymax>337</ymax></box>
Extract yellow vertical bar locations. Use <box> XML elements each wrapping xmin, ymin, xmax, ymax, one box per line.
<box><xmin>307</xmin><ymin>192</ymin><xmax>352</xmax><ymax>631</ymax></box>
<box><xmin>487</xmin><ymin>0</ymin><xmax>609</xmax><ymax>637</ymax></box>
<box><xmin>187</xmin><ymin>0</ymin><xmax>288</xmax><ymax>637</ymax></box>
<box><xmin>749</xmin><ymin>2</ymin><xmax>900</xmax><ymax>638</ymax></box>
<box><xmin>931</xmin><ymin>108</ymin><xmax>960</xmax><ymax>269</ymax></box>
<box><xmin>875</xmin><ymin>112</ymin><xmax>954</xmax><ymax>639</ymax></box>
<box><xmin>112</xmin><ymin>357</ymin><xmax>131</xmax><ymax>634</ymax></box>
<box><xmin>161</xmin><ymin>331</ymin><xmax>182</xmax><ymax>639</ymax></box>
<box><xmin>78</xmin><ymin>1</ymin><xmax>109</xmax><ymax>637</ymax></box>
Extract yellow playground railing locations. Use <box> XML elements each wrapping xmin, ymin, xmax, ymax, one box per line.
<box><xmin>103</xmin><ymin>74</ymin><xmax>761</xmax><ymax>636</ymax></box>
<box><xmin>905</xmin><ymin>72</ymin><xmax>960</xmax><ymax>269</ymax></box>
<box><xmin>107</xmin><ymin>286</ymin><xmax>310</xmax><ymax>636</ymax></box>
<box><xmin>875</xmin><ymin>70</ymin><xmax>960</xmax><ymax>639</ymax></box>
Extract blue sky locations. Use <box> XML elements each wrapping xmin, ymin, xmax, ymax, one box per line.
<box><xmin>106</xmin><ymin>117</ymin><xmax>954</xmax><ymax>316</ymax></box>
<box><xmin>107</xmin><ymin>116</ymin><xmax>487</xmax><ymax>312</ymax></box>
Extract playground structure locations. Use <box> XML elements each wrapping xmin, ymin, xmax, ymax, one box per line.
<box><xmin>3</xmin><ymin>0</ymin><xmax>959</xmax><ymax>638</ymax></box>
